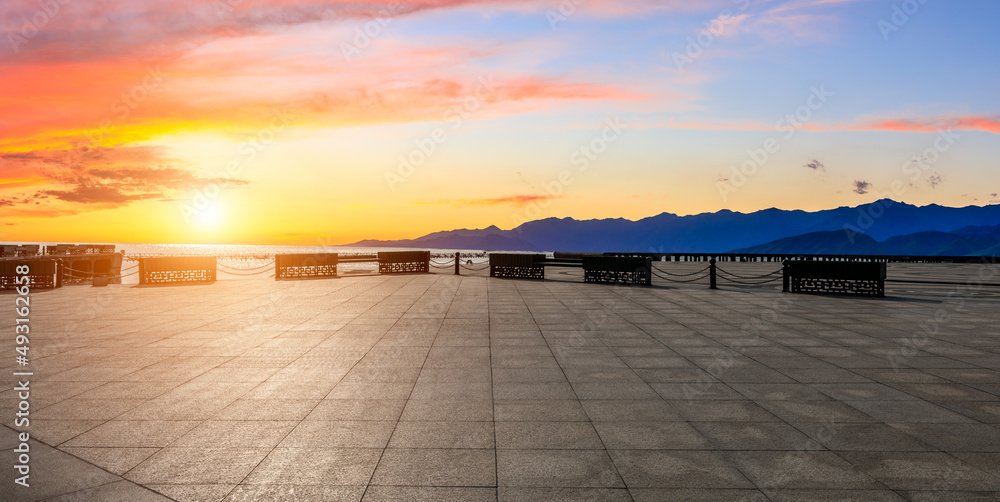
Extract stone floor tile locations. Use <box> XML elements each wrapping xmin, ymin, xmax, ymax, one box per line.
<box><xmin>372</xmin><ymin>448</ymin><xmax>496</xmax><ymax>487</ymax></box>
<box><xmin>497</xmin><ymin>449</ymin><xmax>624</xmax><ymax>488</ymax></box>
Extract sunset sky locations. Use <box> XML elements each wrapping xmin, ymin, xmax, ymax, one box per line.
<box><xmin>2</xmin><ymin>0</ymin><xmax>998</xmax><ymax>245</ymax></box>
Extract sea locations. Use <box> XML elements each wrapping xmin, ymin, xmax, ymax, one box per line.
<box><xmin>2</xmin><ymin>242</ymin><xmax>491</xmax><ymax>285</ymax></box>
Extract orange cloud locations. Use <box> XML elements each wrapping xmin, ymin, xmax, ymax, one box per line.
<box><xmin>2</xmin><ymin>32</ymin><xmax>644</xmax><ymax>154</ymax></box>
<box><xmin>0</xmin><ymin>146</ymin><xmax>248</xmax><ymax>212</ymax></box>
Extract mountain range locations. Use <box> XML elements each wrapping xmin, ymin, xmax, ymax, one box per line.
<box><xmin>349</xmin><ymin>199</ymin><xmax>1000</xmax><ymax>256</ymax></box>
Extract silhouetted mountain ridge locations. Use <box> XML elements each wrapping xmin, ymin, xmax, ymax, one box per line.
<box><xmin>346</xmin><ymin>200</ymin><xmax>1000</xmax><ymax>255</ymax></box>
<box><xmin>732</xmin><ymin>225</ymin><xmax>1000</xmax><ymax>256</ymax></box>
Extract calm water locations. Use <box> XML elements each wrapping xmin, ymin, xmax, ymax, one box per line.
<box><xmin>2</xmin><ymin>241</ymin><xmax>488</xmax><ymax>257</ymax></box>
<box><xmin>2</xmin><ymin>242</ymin><xmax>490</xmax><ymax>284</ymax></box>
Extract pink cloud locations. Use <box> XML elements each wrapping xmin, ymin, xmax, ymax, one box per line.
<box><xmin>419</xmin><ymin>194</ymin><xmax>561</xmax><ymax>207</ymax></box>
<box><xmin>621</xmin><ymin>115</ymin><xmax>1000</xmax><ymax>134</ymax></box>
<box><xmin>857</xmin><ymin>116</ymin><xmax>1000</xmax><ymax>134</ymax></box>
<box><xmin>2</xmin><ymin>30</ymin><xmax>646</xmax><ymax>153</ymax></box>
<box><xmin>1</xmin><ymin>0</ymin><xmax>732</xmax><ymax>62</ymax></box>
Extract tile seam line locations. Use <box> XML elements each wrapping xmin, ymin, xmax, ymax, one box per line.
<box><xmin>511</xmin><ymin>280</ymin><xmax>632</xmax><ymax>498</ymax></box>
<box><xmin>221</xmin><ymin>274</ymin><xmax>404</xmax><ymax>500</ymax></box>
<box><xmin>360</xmin><ymin>273</ymin><xmax>463</xmax><ymax>499</ymax></box>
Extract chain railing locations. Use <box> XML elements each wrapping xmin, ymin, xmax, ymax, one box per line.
<box><xmin>217</xmin><ymin>260</ymin><xmax>277</xmax><ymax>275</ymax></box>
<box><xmin>49</xmin><ymin>253</ymin><xmax>792</xmax><ymax>290</ymax></box>
<box><xmin>651</xmin><ymin>267</ymin><xmax>712</xmax><ymax>284</ymax></box>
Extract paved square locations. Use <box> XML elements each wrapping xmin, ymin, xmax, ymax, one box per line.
<box><xmin>2</xmin><ymin>267</ymin><xmax>999</xmax><ymax>501</ymax></box>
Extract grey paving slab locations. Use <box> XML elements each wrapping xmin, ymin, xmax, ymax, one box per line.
<box><xmin>6</xmin><ymin>271</ymin><xmax>1000</xmax><ymax>498</ymax></box>
<box><xmin>594</xmin><ymin>421</ymin><xmax>711</xmax><ymax>449</ymax></box>
<box><xmin>125</xmin><ymin>446</ymin><xmax>272</xmax><ymax>485</ymax></box>
<box><xmin>497</xmin><ymin>449</ymin><xmax>624</xmax><ymax>488</ymax></box>
<box><xmin>364</xmin><ymin>485</ymin><xmax>495</xmax><ymax>501</ymax></box>
<box><xmin>226</xmin><ymin>484</ymin><xmax>365</xmax><ymax>501</ymax></box>
<box><xmin>1</xmin><ymin>425</ymin><xmax>170</xmax><ymax>502</ymax></box>
<box><xmin>148</xmin><ymin>483</ymin><xmax>238</xmax><ymax>502</ymax></box>
<box><xmin>608</xmin><ymin>449</ymin><xmax>753</xmax><ymax>489</ymax></box>
<box><xmin>495</xmin><ymin>421</ymin><xmax>603</xmax><ymax>449</ymax></box>
<box><xmin>371</xmin><ymin>448</ymin><xmax>496</xmax><ymax>487</ymax></box>
<box><xmin>494</xmin><ymin>399</ymin><xmax>589</xmax><ymax>422</ymax></box>
<box><xmin>691</xmin><ymin>422</ymin><xmax>822</xmax><ymax>451</ymax></box>
<box><xmin>499</xmin><ymin>486</ymin><xmax>631</xmax><ymax>501</ymax></box>
<box><xmin>837</xmin><ymin>451</ymin><xmax>1000</xmax><ymax>491</ymax></box>
<box><xmin>388</xmin><ymin>421</ymin><xmax>494</xmax><ymax>449</ymax></box>
<box><xmin>629</xmin><ymin>488</ymin><xmax>769</xmax><ymax>502</ymax></box>
<box><xmin>61</xmin><ymin>420</ymin><xmax>199</xmax><ymax>448</ymax></box>
<box><xmin>243</xmin><ymin>447</ymin><xmax>382</xmax><ymax>485</ymax></box>
<box><xmin>763</xmin><ymin>489</ymin><xmax>907</xmax><ymax>501</ymax></box>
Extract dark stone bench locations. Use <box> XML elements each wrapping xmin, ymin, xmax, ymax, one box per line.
<box><xmin>583</xmin><ymin>256</ymin><xmax>652</xmax><ymax>286</ymax></box>
<box><xmin>3</xmin><ymin>245</ymin><xmax>40</xmax><ymax>257</ymax></box>
<box><xmin>489</xmin><ymin>253</ymin><xmax>545</xmax><ymax>280</ymax></box>
<box><xmin>785</xmin><ymin>260</ymin><xmax>885</xmax><ymax>297</ymax></box>
<box><xmin>1</xmin><ymin>260</ymin><xmax>57</xmax><ymax>289</ymax></box>
<box><xmin>378</xmin><ymin>251</ymin><xmax>429</xmax><ymax>274</ymax></box>
<box><xmin>275</xmin><ymin>254</ymin><xmax>338</xmax><ymax>280</ymax></box>
<box><xmin>138</xmin><ymin>256</ymin><xmax>217</xmax><ymax>285</ymax></box>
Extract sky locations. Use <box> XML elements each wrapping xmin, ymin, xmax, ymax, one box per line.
<box><xmin>1</xmin><ymin>0</ymin><xmax>998</xmax><ymax>245</ymax></box>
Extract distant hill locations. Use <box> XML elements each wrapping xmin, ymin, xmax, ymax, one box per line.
<box><xmin>728</xmin><ymin>230</ymin><xmax>882</xmax><ymax>255</ymax></box>
<box><xmin>733</xmin><ymin>224</ymin><xmax>1000</xmax><ymax>256</ymax></box>
<box><xmin>345</xmin><ymin>199</ymin><xmax>1000</xmax><ymax>255</ymax></box>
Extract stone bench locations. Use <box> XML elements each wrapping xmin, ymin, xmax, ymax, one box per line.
<box><xmin>378</xmin><ymin>251</ymin><xmax>430</xmax><ymax>274</ymax></box>
<box><xmin>275</xmin><ymin>253</ymin><xmax>338</xmax><ymax>280</ymax></box>
<box><xmin>1</xmin><ymin>260</ymin><xmax>57</xmax><ymax>289</ymax></box>
<box><xmin>583</xmin><ymin>256</ymin><xmax>652</xmax><ymax>286</ymax></box>
<box><xmin>489</xmin><ymin>253</ymin><xmax>545</xmax><ymax>280</ymax></box>
<box><xmin>785</xmin><ymin>260</ymin><xmax>885</xmax><ymax>297</ymax></box>
<box><xmin>138</xmin><ymin>256</ymin><xmax>217</xmax><ymax>285</ymax></box>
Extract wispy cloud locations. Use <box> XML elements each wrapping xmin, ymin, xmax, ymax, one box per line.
<box><xmin>621</xmin><ymin>115</ymin><xmax>1000</xmax><ymax>134</ymax></box>
<box><xmin>418</xmin><ymin>194</ymin><xmax>561</xmax><ymax>207</ymax></box>
<box><xmin>853</xmin><ymin>180</ymin><xmax>871</xmax><ymax>195</ymax></box>
<box><xmin>859</xmin><ymin>116</ymin><xmax>1000</xmax><ymax>134</ymax></box>
<box><xmin>0</xmin><ymin>146</ymin><xmax>249</xmax><ymax>209</ymax></box>
<box><xmin>0</xmin><ymin>0</ymin><xmax>735</xmax><ymax>62</ymax></box>
<box><xmin>739</xmin><ymin>0</ymin><xmax>871</xmax><ymax>44</ymax></box>
<box><xmin>2</xmin><ymin>36</ymin><xmax>645</xmax><ymax>153</ymax></box>
<box><xmin>805</xmin><ymin>159</ymin><xmax>825</xmax><ymax>171</ymax></box>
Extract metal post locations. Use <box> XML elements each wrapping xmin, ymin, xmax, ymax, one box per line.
<box><xmin>782</xmin><ymin>260</ymin><xmax>790</xmax><ymax>293</ymax></box>
<box><xmin>709</xmin><ymin>258</ymin><xmax>717</xmax><ymax>290</ymax></box>
<box><xmin>455</xmin><ymin>252</ymin><xmax>460</xmax><ymax>275</ymax></box>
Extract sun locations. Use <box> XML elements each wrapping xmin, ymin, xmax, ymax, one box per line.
<box><xmin>195</xmin><ymin>204</ymin><xmax>225</xmax><ymax>231</ymax></box>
